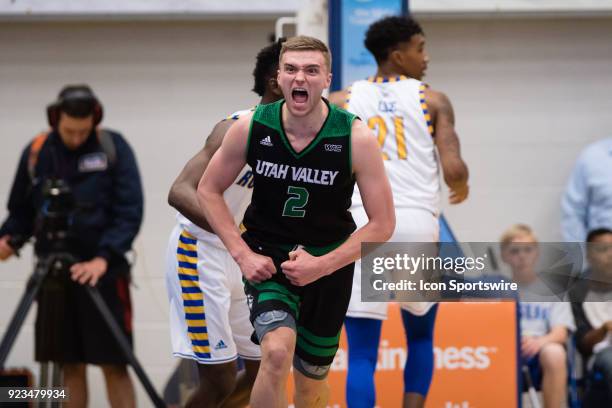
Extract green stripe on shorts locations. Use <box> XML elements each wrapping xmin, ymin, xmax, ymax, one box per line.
<box><xmin>296</xmin><ymin>337</ymin><xmax>338</xmax><ymax>358</ymax></box>
<box><xmin>258</xmin><ymin>292</ymin><xmax>299</xmax><ymax>317</ymax></box>
<box><xmin>252</xmin><ymin>281</ymin><xmax>299</xmax><ymax>303</ymax></box>
<box><xmin>298</xmin><ymin>326</ymin><xmax>340</xmax><ymax>348</ymax></box>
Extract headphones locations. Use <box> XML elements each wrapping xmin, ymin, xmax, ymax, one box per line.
<box><xmin>46</xmin><ymin>85</ymin><xmax>104</xmax><ymax>129</ymax></box>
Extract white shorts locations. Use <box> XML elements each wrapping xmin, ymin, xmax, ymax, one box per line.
<box><xmin>346</xmin><ymin>206</ymin><xmax>440</xmax><ymax>319</ymax></box>
<box><xmin>165</xmin><ymin>225</ymin><xmax>260</xmax><ymax>364</ymax></box>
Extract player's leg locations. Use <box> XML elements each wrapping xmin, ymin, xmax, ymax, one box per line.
<box><xmin>293</xmin><ymin>367</ymin><xmax>330</xmax><ymax>408</ymax></box>
<box><xmin>63</xmin><ymin>363</ymin><xmax>87</xmax><ymax>408</ymax></box>
<box><xmin>166</xmin><ymin>227</ymin><xmax>245</xmax><ymax>406</ymax></box>
<box><xmin>394</xmin><ymin>208</ymin><xmax>439</xmax><ymax>408</ymax></box>
<box><xmin>539</xmin><ymin>342</ymin><xmax>567</xmax><ymax>408</ymax></box>
<box><xmin>100</xmin><ymin>363</ymin><xmax>136</xmax><ymax>408</ymax></box>
<box><xmin>401</xmin><ymin>304</ymin><xmax>438</xmax><ymax>408</ymax></box>
<box><xmin>294</xmin><ymin>262</ymin><xmax>355</xmax><ymax>407</ymax></box>
<box><xmin>185</xmin><ymin>361</ymin><xmax>239</xmax><ymax>407</ymax></box>
<box><xmin>250</xmin><ymin>325</ymin><xmax>296</xmax><ymax>408</ymax></box>
<box><xmin>344</xmin><ymin>317</ymin><xmax>382</xmax><ymax>408</ymax></box>
<box><xmin>344</xmin><ymin>204</ymin><xmax>388</xmax><ymax>407</ymax></box>
<box><xmin>220</xmin><ymin>359</ymin><xmax>260</xmax><ymax>407</ymax></box>
<box><xmin>242</xmin><ymin>236</ymin><xmax>303</xmax><ymax>407</ymax></box>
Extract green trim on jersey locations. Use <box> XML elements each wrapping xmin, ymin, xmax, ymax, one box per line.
<box><xmin>246</xmin><ymin>110</ymin><xmax>255</xmax><ymax>154</ymax></box>
<box><xmin>348</xmin><ymin>121</ymin><xmax>353</xmax><ymax>175</ymax></box>
<box><xmin>251</xmin><ymin>98</ymin><xmax>357</xmax><ymax>160</ymax></box>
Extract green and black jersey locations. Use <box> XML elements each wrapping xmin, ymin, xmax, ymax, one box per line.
<box><xmin>242</xmin><ymin>99</ymin><xmax>357</xmax><ymax>247</ymax></box>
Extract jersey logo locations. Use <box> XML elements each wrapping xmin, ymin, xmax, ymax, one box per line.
<box><xmin>214</xmin><ymin>340</ymin><xmax>228</xmax><ymax>350</ymax></box>
<box><xmin>324</xmin><ymin>144</ymin><xmax>342</xmax><ymax>153</ymax></box>
<box><xmin>260</xmin><ymin>136</ymin><xmax>273</xmax><ymax>147</ymax></box>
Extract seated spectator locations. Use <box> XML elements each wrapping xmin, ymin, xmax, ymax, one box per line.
<box><xmin>501</xmin><ymin>224</ymin><xmax>576</xmax><ymax>408</ymax></box>
<box><xmin>571</xmin><ymin>228</ymin><xmax>612</xmax><ymax>408</ymax></box>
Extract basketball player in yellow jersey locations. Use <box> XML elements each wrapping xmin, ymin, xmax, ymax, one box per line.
<box><xmin>330</xmin><ymin>16</ymin><xmax>469</xmax><ymax>408</ymax></box>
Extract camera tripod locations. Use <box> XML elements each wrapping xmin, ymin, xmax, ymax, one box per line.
<box><xmin>0</xmin><ymin>252</ymin><xmax>165</xmax><ymax>407</ymax></box>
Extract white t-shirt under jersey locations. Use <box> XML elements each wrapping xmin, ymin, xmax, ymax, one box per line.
<box><xmin>345</xmin><ymin>76</ymin><xmax>440</xmax><ymax>215</ymax></box>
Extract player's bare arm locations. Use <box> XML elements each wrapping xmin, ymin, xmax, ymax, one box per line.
<box><xmin>328</xmin><ymin>89</ymin><xmax>349</xmax><ymax>107</ymax></box>
<box><xmin>168</xmin><ymin>119</ymin><xmax>233</xmax><ymax>231</ymax></box>
<box><xmin>426</xmin><ymin>87</ymin><xmax>469</xmax><ymax>204</ymax></box>
<box><xmin>281</xmin><ymin>120</ymin><xmax>395</xmax><ymax>286</ymax></box>
<box><xmin>197</xmin><ymin>114</ymin><xmax>276</xmax><ymax>283</ymax></box>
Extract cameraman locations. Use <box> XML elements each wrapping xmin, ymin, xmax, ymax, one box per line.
<box><xmin>0</xmin><ymin>85</ymin><xmax>143</xmax><ymax>408</ymax></box>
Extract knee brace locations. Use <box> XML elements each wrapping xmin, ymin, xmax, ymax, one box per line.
<box><xmin>293</xmin><ymin>355</ymin><xmax>331</xmax><ymax>380</ymax></box>
<box><xmin>253</xmin><ymin>310</ymin><xmax>296</xmax><ymax>344</ymax></box>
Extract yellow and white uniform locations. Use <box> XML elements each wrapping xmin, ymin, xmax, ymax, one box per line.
<box><xmin>345</xmin><ymin>76</ymin><xmax>440</xmax><ymax>318</ymax></box>
<box><xmin>165</xmin><ymin>109</ymin><xmax>261</xmax><ymax>363</ymax></box>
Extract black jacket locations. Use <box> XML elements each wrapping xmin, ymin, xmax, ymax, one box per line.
<box><xmin>0</xmin><ymin>129</ymin><xmax>144</xmax><ymax>266</ymax></box>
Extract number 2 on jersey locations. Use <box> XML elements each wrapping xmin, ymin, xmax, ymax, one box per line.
<box><xmin>367</xmin><ymin>115</ymin><xmax>407</xmax><ymax>160</ymax></box>
<box><xmin>283</xmin><ymin>186</ymin><xmax>309</xmax><ymax>217</ymax></box>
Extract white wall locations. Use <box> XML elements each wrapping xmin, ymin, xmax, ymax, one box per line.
<box><xmin>420</xmin><ymin>18</ymin><xmax>612</xmax><ymax>241</ymax></box>
<box><xmin>0</xmin><ymin>16</ymin><xmax>612</xmax><ymax>407</ymax></box>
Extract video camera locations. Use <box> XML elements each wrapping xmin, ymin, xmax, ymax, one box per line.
<box><xmin>34</xmin><ymin>178</ymin><xmax>76</xmax><ymax>256</ymax></box>
<box><xmin>5</xmin><ymin>178</ymin><xmax>75</xmax><ymax>258</ymax></box>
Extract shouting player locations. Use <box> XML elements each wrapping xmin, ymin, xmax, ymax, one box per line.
<box><xmin>198</xmin><ymin>36</ymin><xmax>395</xmax><ymax>408</ymax></box>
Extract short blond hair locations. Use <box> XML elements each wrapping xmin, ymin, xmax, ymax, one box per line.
<box><xmin>500</xmin><ymin>224</ymin><xmax>538</xmax><ymax>249</ymax></box>
<box><xmin>280</xmin><ymin>35</ymin><xmax>332</xmax><ymax>71</ymax></box>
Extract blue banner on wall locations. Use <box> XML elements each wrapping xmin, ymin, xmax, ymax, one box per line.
<box><xmin>329</xmin><ymin>0</ymin><xmax>407</xmax><ymax>91</ymax></box>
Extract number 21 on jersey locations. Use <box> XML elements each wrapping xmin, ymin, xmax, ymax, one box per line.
<box><xmin>367</xmin><ymin>115</ymin><xmax>407</xmax><ymax>160</ymax></box>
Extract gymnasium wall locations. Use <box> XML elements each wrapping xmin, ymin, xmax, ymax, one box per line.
<box><xmin>421</xmin><ymin>18</ymin><xmax>612</xmax><ymax>241</ymax></box>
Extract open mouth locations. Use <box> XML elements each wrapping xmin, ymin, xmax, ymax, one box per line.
<box><xmin>291</xmin><ymin>88</ymin><xmax>309</xmax><ymax>104</ymax></box>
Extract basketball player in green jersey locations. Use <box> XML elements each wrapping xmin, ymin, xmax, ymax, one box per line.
<box><xmin>197</xmin><ymin>36</ymin><xmax>395</xmax><ymax>408</ymax></box>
